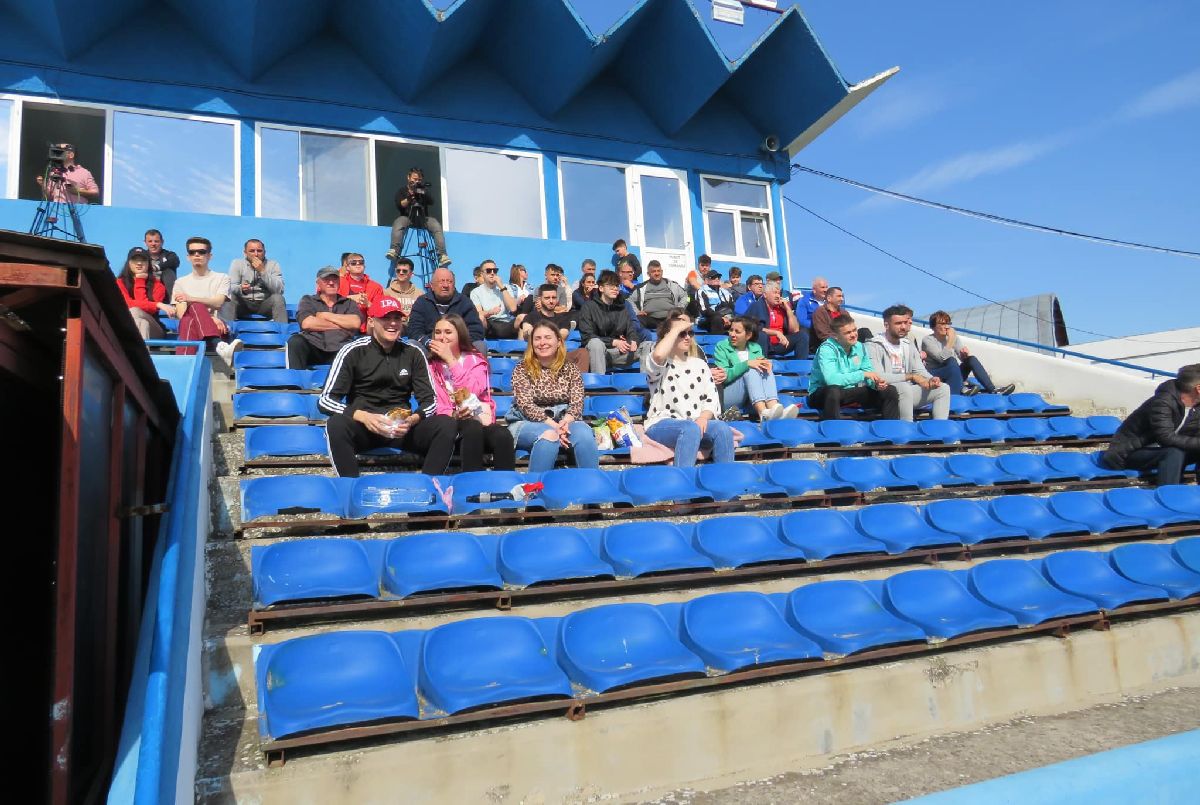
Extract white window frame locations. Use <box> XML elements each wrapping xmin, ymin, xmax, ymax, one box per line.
<box><xmin>699</xmin><ymin>173</ymin><xmax>776</xmax><ymax>265</ymax></box>
<box><xmin>0</xmin><ymin>92</ymin><xmax>241</xmax><ymax>212</ymax></box>
<box><xmin>254</xmin><ymin>123</ymin><xmax>547</xmax><ymax>237</ymax></box>
<box><xmin>556</xmin><ymin>155</ymin><xmax>633</xmax><ymax>243</ymax></box>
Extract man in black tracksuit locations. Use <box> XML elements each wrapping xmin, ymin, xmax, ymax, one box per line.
<box><xmin>318</xmin><ymin>296</ymin><xmax>456</xmax><ymax>477</ymax></box>
<box><xmin>1101</xmin><ymin>364</ymin><xmax>1200</xmax><ymax>486</ymax></box>
<box><xmin>404</xmin><ymin>267</ymin><xmax>486</xmax><ymax>353</ymax></box>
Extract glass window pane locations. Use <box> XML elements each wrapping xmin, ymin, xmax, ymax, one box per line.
<box><xmin>444</xmin><ymin>148</ymin><xmax>542</xmax><ymax>238</ymax></box>
<box><xmin>18</xmin><ymin>103</ymin><xmax>105</xmax><ymax>202</ymax></box>
<box><xmin>561</xmin><ymin>160</ymin><xmax>628</xmax><ymax>243</ymax></box>
<box><xmin>0</xmin><ymin>99</ymin><xmax>11</xmax><ymax>197</ymax></box>
<box><xmin>703</xmin><ymin>176</ymin><xmax>767</xmax><ymax>209</ymax></box>
<box><xmin>707</xmin><ymin>210</ymin><xmax>736</xmax><ymax>257</ymax></box>
<box><xmin>740</xmin><ymin>213</ymin><xmax>771</xmax><ymax>259</ymax></box>
<box><xmin>112</xmin><ymin>112</ymin><xmax>235</xmax><ymax>214</ymax></box>
<box><xmin>260</xmin><ymin>127</ymin><xmax>300</xmax><ymax>220</ymax></box>
<box><xmin>640</xmin><ymin>175</ymin><xmax>685</xmax><ymax>250</ymax></box>
<box><xmin>301</xmin><ymin>132</ymin><xmax>369</xmax><ymax>225</ymax></box>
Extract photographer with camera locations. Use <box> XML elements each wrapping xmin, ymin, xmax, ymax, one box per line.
<box><xmin>36</xmin><ymin>143</ymin><xmax>99</xmax><ymax>204</ymax></box>
<box><xmin>385</xmin><ymin>167</ymin><xmax>451</xmax><ymax>269</ymax></box>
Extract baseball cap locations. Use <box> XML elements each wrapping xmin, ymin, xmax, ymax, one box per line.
<box><xmin>704</xmin><ymin>269</ymin><xmax>721</xmax><ymax>280</ymax></box>
<box><xmin>127</xmin><ymin>246</ymin><xmax>150</xmax><ymax>260</ymax></box>
<box><xmin>316</xmin><ymin>265</ymin><xmax>340</xmax><ymax>280</ymax></box>
<box><xmin>368</xmin><ymin>296</ymin><xmax>404</xmax><ymax>318</ymax></box>
<box><xmin>765</xmin><ymin>271</ymin><xmax>783</xmax><ymax>281</ymax></box>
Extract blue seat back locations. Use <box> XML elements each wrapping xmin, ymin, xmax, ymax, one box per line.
<box><xmin>498</xmin><ymin>526</ymin><xmax>613</xmax><ymax>586</ymax></box>
<box><xmin>557</xmin><ymin>603</ymin><xmax>706</xmax><ymax>691</ymax></box>
<box><xmin>601</xmin><ymin>521</ymin><xmax>714</xmax><ymax>577</ymax></box>
<box><xmin>680</xmin><ymin>592</ymin><xmax>822</xmax><ymax>672</ymax></box>
<box><xmin>382</xmin><ymin>532</ymin><xmax>502</xmax><ymax>596</ymax></box>
<box><xmin>244</xmin><ymin>425</ymin><xmax>328</xmax><ymax>459</ymax></box>
<box><xmin>254</xmin><ymin>539</ymin><xmax>378</xmax><ymax>606</ymax></box>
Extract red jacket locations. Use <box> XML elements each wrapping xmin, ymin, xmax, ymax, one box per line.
<box><xmin>117</xmin><ymin>275</ymin><xmax>165</xmax><ymax>314</ymax></box>
<box><xmin>339</xmin><ymin>272</ymin><xmax>384</xmax><ymax>332</ymax></box>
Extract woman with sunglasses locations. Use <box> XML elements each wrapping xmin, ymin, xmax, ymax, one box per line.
<box><xmin>644</xmin><ymin>308</ymin><xmax>735</xmax><ymax>467</ymax></box>
<box><xmin>116</xmin><ymin>246</ymin><xmax>174</xmax><ymax>340</ymax></box>
<box><xmin>427</xmin><ymin>313</ymin><xmax>516</xmax><ymax>471</ymax></box>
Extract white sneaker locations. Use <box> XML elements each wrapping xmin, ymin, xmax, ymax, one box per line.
<box><xmin>780</xmin><ymin>404</ymin><xmax>800</xmax><ymax>419</ymax></box>
<box><xmin>762</xmin><ymin>403</ymin><xmax>784</xmax><ymax>421</ymax></box>
<box><xmin>215</xmin><ymin>338</ymin><xmax>243</xmax><ymax>364</ymax></box>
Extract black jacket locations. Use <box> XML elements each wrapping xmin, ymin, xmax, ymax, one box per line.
<box><xmin>1103</xmin><ymin>380</ymin><xmax>1200</xmax><ymax>467</ymax></box>
<box><xmin>406</xmin><ymin>288</ymin><xmax>485</xmax><ymax>346</ymax></box>
<box><xmin>318</xmin><ymin>335</ymin><xmax>438</xmax><ymax>418</ymax></box>
<box><xmin>577</xmin><ymin>295</ymin><xmax>641</xmax><ymax>347</ymax></box>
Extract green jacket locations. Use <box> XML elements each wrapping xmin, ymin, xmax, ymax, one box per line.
<box><xmin>809</xmin><ymin>338</ymin><xmax>877</xmax><ymax>394</ymax></box>
<box><xmin>713</xmin><ymin>339</ymin><xmax>765</xmax><ymax>384</ymax></box>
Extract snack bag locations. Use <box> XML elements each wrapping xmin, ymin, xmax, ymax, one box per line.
<box><xmin>605</xmin><ymin>407</ymin><xmax>642</xmax><ymax>448</ymax></box>
<box><xmin>592</xmin><ymin>422</ymin><xmax>614</xmax><ymax>450</ymax></box>
<box><xmin>385</xmin><ymin>406</ymin><xmax>412</xmax><ymax>438</ymax></box>
<box><xmin>453</xmin><ymin>387</ymin><xmax>484</xmax><ymax>417</ymax></box>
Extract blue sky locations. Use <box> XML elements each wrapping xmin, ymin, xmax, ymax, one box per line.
<box><xmin>784</xmin><ymin>1</ymin><xmax>1200</xmax><ymax>343</ymax></box>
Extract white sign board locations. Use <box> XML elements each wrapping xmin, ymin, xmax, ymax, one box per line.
<box><xmin>713</xmin><ymin>0</ymin><xmax>744</xmax><ymax>26</ymax></box>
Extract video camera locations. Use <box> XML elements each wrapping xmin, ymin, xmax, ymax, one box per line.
<box><xmin>409</xmin><ymin>179</ymin><xmax>432</xmax><ymax>195</ymax></box>
<box><xmin>47</xmin><ymin>143</ymin><xmax>72</xmax><ymax>178</ymax></box>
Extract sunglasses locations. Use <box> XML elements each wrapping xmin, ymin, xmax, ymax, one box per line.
<box><xmin>347</xmin><ymin>259</ymin><xmax>364</xmax><ymax>265</ymax></box>
<box><xmin>187</xmin><ymin>248</ymin><xmax>209</xmax><ymax>255</ymax></box>
<box><xmin>484</xmin><ymin>268</ymin><xmax>499</xmax><ymax>274</ymax></box>
<box><xmin>395</xmin><ymin>268</ymin><xmax>412</xmax><ymax>275</ymax></box>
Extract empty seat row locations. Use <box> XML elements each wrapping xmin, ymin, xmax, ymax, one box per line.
<box><xmin>256</xmin><ymin>539</ymin><xmax>1200</xmax><ymax>740</ymax></box>
<box><xmin>237</xmin><ymin>367</ymin><xmax>331</xmax><ymax>391</ymax></box>
<box><xmin>740</xmin><ymin>415</ymin><xmax>1119</xmax><ymax>449</ymax></box>
<box><xmin>250</xmin><ymin>485</ymin><xmax>1200</xmax><ymax>608</ymax></box>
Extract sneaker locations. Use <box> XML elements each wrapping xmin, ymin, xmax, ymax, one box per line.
<box><xmin>764</xmin><ymin>403</ymin><xmax>787</xmax><ymax>421</ymax></box>
<box><xmin>438</xmin><ymin>253</ymin><xmax>453</xmax><ymax>267</ymax></box>
<box><xmin>384</xmin><ymin>248</ymin><xmax>398</xmax><ymax>261</ymax></box>
<box><xmin>994</xmin><ymin>383</ymin><xmax>1016</xmax><ymax>395</ymax></box>
<box><xmin>780</xmin><ymin>404</ymin><xmax>800</xmax><ymax>419</ymax></box>
<box><xmin>720</xmin><ymin>406</ymin><xmax>743</xmax><ymax>422</ymax></box>
<box><xmin>962</xmin><ymin>384</ymin><xmax>981</xmax><ymax>396</ymax></box>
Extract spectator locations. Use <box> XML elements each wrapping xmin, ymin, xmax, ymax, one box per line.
<box><xmin>578</xmin><ymin>270</ymin><xmax>652</xmax><ymax>373</ymax></box>
<box><xmin>713</xmin><ymin>316</ymin><xmax>797</xmax><ymax>421</ymax></box>
<box><xmin>461</xmin><ymin>265</ymin><xmax>484</xmax><ymax>300</ymax></box>
<box><xmin>579</xmin><ymin>258</ymin><xmax>597</xmax><ymax>285</ymax></box>
<box><xmin>922</xmin><ymin>310</ymin><xmax>1015</xmax><ymax>396</ymax></box>
<box><xmin>507</xmin><ymin>263</ymin><xmax>533</xmax><ymax>304</ymax></box>
<box><xmin>695</xmin><ymin>269</ymin><xmax>734</xmax><ymax>334</ymax></box>
<box><xmin>811</xmin><ymin>285</ymin><xmax>846</xmax><ymax>345</ymax></box>
<box><xmin>866</xmin><ymin>304</ymin><xmax>950</xmax><ymax>421</ymax></box>
<box><xmin>808</xmin><ymin>314</ymin><xmax>899</xmax><ymax>421</ymax></box>
<box><xmin>173</xmin><ymin>237</ymin><xmax>242</xmax><ymax>361</ymax></box>
<box><xmin>116</xmin><ymin>246</ymin><xmax>173</xmax><ymax>340</ymax></box>
<box><xmin>507</xmin><ymin>321</ymin><xmax>599</xmax><ymax>473</ymax></box>
<box><xmin>338</xmin><ymin>252</ymin><xmax>384</xmax><ymax>332</ymax></box>
<box><xmin>630</xmin><ymin>260</ymin><xmax>688</xmax><ymax>330</ymax></box>
<box><xmin>572</xmin><ymin>272</ymin><xmax>598</xmax><ymax>310</ymax></box>
<box><xmin>427</xmin><ymin>313</ymin><xmax>516</xmax><ymax>471</ymax></box>
<box><xmin>287</xmin><ymin>266</ymin><xmax>363</xmax><ymax>369</ymax></box>
<box><xmin>36</xmin><ymin>143</ymin><xmax>99</xmax><ymax>204</ymax></box>
<box><xmin>518</xmin><ymin>283</ymin><xmax>572</xmax><ymax>341</ymax></box>
<box><xmin>144</xmin><ymin>229</ymin><xmax>179</xmax><ymax>301</ymax></box>
<box><xmin>386</xmin><ymin>166</ymin><xmax>450</xmax><ymax>268</ymax></box>
<box><xmin>1101</xmin><ymin>364</ymin><xmax>1200</xmax><ymax>486</ymax></box>
<box><xmin>612</xmin><ymin>238</ymin><xmax>642</xmax><ymax>278</ymax></box>
<box><xmin>727</xmin><ymin>267</ymin><xmax>745</xmax><ymax>300</ymax></box>
<box><xmin>470</xmin><ymin>259</ymin><xmax>518</xmax><ymax>339</ymax></box>
<box><xmin>643</xmin><ymin>309</ymin><xmax>735</xmax><ymax>468</ymax></box>
<box><xmin>381</xmin><ymin>257</ymin><xmax>422</xmax><ymax>317</ymax></box>
<box><xmin>544</xmin><ymin>263</ymin><xmax>572</xmax><ymax>313</ymax></box>
<box><xmin>733</xmin><ymin>274</ymin><xmax>764</xmax><ymax>316</ymax></box>
<box><xmin>616</xmin><ymin>259</ymin><xmax>638</xmax><ymax>297</ymax></box>
<box><xmin>224</xmin><ymin>239</ymin><xmax>286</xmax><ymax>323</ymax></box>
<box><xmin>318</xmin><ymin>296</ymin><xmax>455</xmax><ymax>477</ymax></box>
<box><xmin>748</xmin><ymin>279</ymin><xmax>809</xmax><ymax>358</ymax></box>
<box><xmin>796</xmin><ymin>276</ymin><xmax>828</xmax><ymax>327</ymax></box>
<box><xmin>406</xmin><ymin>267</ymin><xmax>486</xmax><ymax>353</ymax></box>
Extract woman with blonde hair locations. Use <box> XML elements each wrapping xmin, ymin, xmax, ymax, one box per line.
<box><xmin>507</xmin><ymin>321</ymin><xmax>599</xmax><ymax>472</ymax></box>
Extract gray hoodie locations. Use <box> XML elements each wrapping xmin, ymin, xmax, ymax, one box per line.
<box><xmin>866</xmin><ymin>335</ymin><xmax>932</xmax><ymax>385</ymax></box>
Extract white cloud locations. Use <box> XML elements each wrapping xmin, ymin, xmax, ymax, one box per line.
<box><xmin>850</xmin><ymin>83</ymin><xmax>949</xmax><ymax>139</ymax></box>
<box><xmin>1120</xmin><ymin>66</ymin><xmax>1200</xmax><ymax>120</ymax></box>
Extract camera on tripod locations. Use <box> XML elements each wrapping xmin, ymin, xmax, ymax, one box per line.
<box><xmin>47</xmin><ymin>143</ymin><xmax>72</xmax><ymax>179</ymax></box>
<box><xmin>410</xmin><ymin>180</ymin><xmax>431</xmax><ymax>194</ymax></box>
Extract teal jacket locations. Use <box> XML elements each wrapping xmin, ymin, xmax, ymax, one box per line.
<box><xmin>809</xmin><ymin>338</ymin><xmax>877</xmax><ymax>394</ymax></box>
<box><xmin>713</xmin><ymin>339</ymin><xmax>765</xmax><ymax>384</ymax></box>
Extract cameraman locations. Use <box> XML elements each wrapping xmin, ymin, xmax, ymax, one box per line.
<box><xmin>385</xmin><ymin>167</ymin><xmax>451</xmax><ymax>269</ymax></box>
<box><xmin>36</xmin><ymin>143</ymin><xmax>99</xmax><ymax>204</ymax></box>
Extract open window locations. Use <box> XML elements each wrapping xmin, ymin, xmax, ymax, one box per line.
<box><xmin>18</xmin><ymin>102</ymin><xmax>105</xmax><ymax>203</ymax></box>
<box><xmin>374</xmin><ymin>141</ymin><xmax>441</xmax><ymax>228</ymax></box>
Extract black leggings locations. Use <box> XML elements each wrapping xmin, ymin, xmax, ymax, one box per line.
<box><xmin>325</xmin><ymin>412</ymin><xmax>457</xmax><ymax>477</ymax></box>
<box><xmin>455</xmin><ymin>418</ymin><xmax>516</xmax><ymax>471</ymax></box>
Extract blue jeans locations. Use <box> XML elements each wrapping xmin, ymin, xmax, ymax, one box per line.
<box><xmin>930</xmin><ymin>356</ymin><xmax>995</xmax><ymax>394</ymax></box>
<box><xmin>514</xmin><ymin>420</ymin><xmax>600</xmax><ymax>473</ymax></box>
<box><xmin>723</xmin><ymin>369</ymin><xmax>779</xmax><ymax>412</ymax></box>
<box><xmin>646</xmin><ymin>418</ymin><xmax>735</xmax><ymax>468</ymax></box>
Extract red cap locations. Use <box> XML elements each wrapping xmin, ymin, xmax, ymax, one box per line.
<box><xmin>368</xmin><ymin>296</ymin><xmax>404</xmax><ymax>318</ymax></box>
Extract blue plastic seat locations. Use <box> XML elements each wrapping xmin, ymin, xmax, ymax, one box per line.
<box><xmin>915</xmin><ymin>419</ymin><xmax>962</xmax><ymax>444</ymax></box>
<box><xmin>765</xmin><ymin>460</ymin><xmax>847</xmax><ymax>495</ymax></box>
<box><xmin>581</xmin><ymin>372</ymin><xmax>616</xmax><ymax>391</ymax></box>
<box><xmin>258</xmin><ymin>631</ymin><xmax>418</xmax><ymax>739</ymax></box>
<box><xmin>923</xmin><ymin>498</ymin><xmax>1028</xmax><ymax>544</ymax></box>
<box><xmin>1109</xmin><ymin>544</ymin><xmax>1200</xmax><ymax>599</ymax></box>
<box><xmin>694</xmin><ymin>516</ymin><xmax>805</xmax><ymax>567</ymax></box>
<box><xmin>881</xmin><ymin>569</ymin><xmax>1017</xmax><ymax>638</ymax></box>
<box><xmin>254</xmin><ymin>539</ymin><xmax>378</xmax><ymax>606</ymax></box>
<box><xmin>244</xmin><ymin>425</ymin><xmax>327</xmax><ymax>459</ymax></box>
<box><xmin>995</xmin><ymin>453</ymin><xmax>1061</xmax><ymax>484</ymax></box>
<box><xmin>238</xmin><ymin>368</ymin><xmax>311</xmax><ymax>391</ymax></box>
<box><xmin>557</xmin><ymin>603</ymin><xmax>706</xmax><ymax>691</ymax></box>
<box><xmin>1042</xmin><ymin>451</ymin><xmax>1111</xmax><ymax>481</ymax></box>
<box><xmin>1104</xmin><ymin>487</ymin><xmax>1199</xmax><ymax>528</ymax></box>
<box><xmin>382</xmin><ymin>533</ymin><xmax>502</xmax><ymax>597</ymax></box>
<box><xmin>451</xmin><ymin>471</ymin><xmax>543</xmax><ymax>514</ymax></box>
<box><xmin>238</xmin><ymin>332</ymin><xmax>287</xmax><ymax>349</ymax></box>
<box><xmin>1156</xmin><ymin>485</ymin><xmax>1200</xmax><ymax>521</ymax></box>
<box><xmin>489</xmin><ymin>370</ymin><xmax>513</xmax><ymax>391</ymax></box>
<box><xmin>680</xmin><ymin>592</ymin><xmax>822</xmax><ymax>672</ymax></box>
<box><xmin>610</xmin><ymin>373</ymin><xmax>650</xmax><ymax>392</ymax></box>
<box><xmin>1046</xmin><ymin>491</ymin><xmax>1141</xmax><ymax>532</ymax></box>
<box><xmin>618</xmin><ymin>466</ymin><xmax>712</xmax><ymax>505</ymax></box>
<box><xmin>1040</xmin><ymin>551</ymin><xmax>1168</xmax><ymax>609</ymax></box>
<box><xmin>1084</xmin><ymin>415</ymin><xmax>1122</xmax><ymax>438</ymax></box>
<box><xmin>959</xmin><ymin>417</ymin><xmax>1006</xmax><ymax>443</ymax></box>
<box><xmin>241</xmin><ymin>475</ymin><xmax>346</xmax><ymax>521</ymax></box>
<box><xmin>762</xmin><ymin>418</ymin><xmax>820</xmax><ymax>447</ymax></box>
<box><xmin>419</xmin><ymin>617</ymin><xmax>572</xmax><ymax>714</ymax></box>
<box><xmin>232</xmin><ymin>320</ymin><xmax>284</xmax><ymax>335</ymax></box>
<box><xmin>233</xmin><ymin>350</ymin><xmax>287</xmax><ymax>370</ymax></box>
<box><xmin>695</xmin><ymin>462</ymin><xmax>787</xmax><ymax>501</ymax></box>
<box><xmin>727</xmin><ymin>421</ymin><xmax>783</xmax><ymax>450</ymax></box>
<box><xmin>775</xmin><ymin>375</ymin><xmax>809</xmax><ymax>393</ymax></box>
<box><xmin>814</xmin><ymin>420</ymin><xmax>868</xmax><ymax>447</ymax></box>
<box><xmin>584</xmin><ymin>394</ymin><xmax>646</xmax><ymax>419</ymax></box>
<box><xmin>855</xmin><ymin>503</ymin><xmax>960</xmax><ymax>552</ymax></box>
<box><xmin>233</xmin><ymin>391</ymin><xmax>311</xmax><ymax>420</ymax></box>
<box><xmin>967</xmin><ymin>559</ymin><xmax>1097</xmax><ymax>625</ymax></box>
<box><xmin>968</xmin><ymin>394</ymin><xmax>1010</xmax><ymax>414</ymax></box>
<box><xmin>487</xmin><ymin>357</ymin><xmax>517</xmax><ymax>373</ymax></box>
<box><xmin>348</xmin><ymin>473</ymin><xmax>447</xmax><ymax>518</ymax></box>
<box><xmin>786</xmin><ymin>580</ymin><xmax>928</xmax><ymax>655</ymax></box>
<box><xmin>308</xmin><ymin>365</ymin><xmax>331</xmax><ymax>388</ymax></box>
<box><xmin>488</xmin><ymin>340</ymin><xmax>527</xmax><ymax>355</ymax></box>
<box><xmin>944</xmin><ymin>454</ymin><xmax>1020</xmax><ymax>486</ymax></box>
<box><xmin>865</xmin><ymin>420</ymin><xmax>921</xmax><ymax>445</ymax></box>
<box><xmin>601</xmin><ymin>522</ymin><xmax>714</xmax><ymax>577</ymax></box>
<box><xmin>889</xmin><ymin>456</ymin><xmax>968</xmax><ymax>489</ymax></box>
<box><xmin>498</xmin><ymin>526</ymin><xmax>614</xmax><ymax>586</ymax></box>
<box><xmin>1007</xmin><ymin>393</ymin><xmax>1068</xmax><ymax>413</ymax></box>
<box><xmin>1045</xmin><ymin>416</ymin><xmax>1088</xmax><ymax>440</ymax></box>
<box><xmin>947</xmin><ymin>396</ymin><xmax>971</xmax><ymax>416</ymax></box>
<box><xmin>779</xmin><ymin>509</ymin><xmax>889</xmax><ymax>558</ymax></box>
<box><xmin>493</xmin><ymin>395</ymin><xmax>513</xmax><ymax>419</ymax></box>
<box><xmin>827</xmin><ymin>457</ymin><xmax>893</xmax><ymax>492</ymax></box>
<box><xmin>775</xmin><ymin>359</ymin><xmax>813</xmax><ymax>375</ymax></box>
<box><xmin>539</xmin><ymin>468</ymin><xmax>633</xmax><ymax>509</ymax></box>
<box><xmin>988</xmin><ymin>495</ymin><xmax>1088</xmax><ymax>539</ymax></box>
<box><xmin>1003</xmin><ymin>418</ymin><xmax>1051</xmax><ymax>443</ymax></box>
<box><xmin>1171</xmin><ymin>536</ymin><xmax>1200</xmax><ymax>574</ymax></box>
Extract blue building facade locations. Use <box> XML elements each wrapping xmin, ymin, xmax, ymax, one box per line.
<box><xmin>0</xmin><ymin>0</ymin><xmax>891</xmax><ymax>292</ymax></box>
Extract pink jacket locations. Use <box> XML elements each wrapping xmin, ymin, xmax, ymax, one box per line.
<box><xmin>428</xmin><ymin>352</ymin><xmax>497</xmax><ymax>419</ymax></box>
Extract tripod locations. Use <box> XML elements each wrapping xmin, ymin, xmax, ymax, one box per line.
<box><xmin>390</xmin><ymin>221</ymin><xmax>439</xmax><ymax>287</ymax></box>
<box><xmin>30</xmin><ymin>167</ymin><xmax>86</xmax><ymax>242</ymax></box>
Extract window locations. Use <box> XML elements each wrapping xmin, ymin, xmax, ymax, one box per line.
<box><xmin>18</xmin><ymin>102</ymin><xmax>104</xmax><ymax>202</ymax></box>
<box><xmin>640</xmin><ymin>174</ymin><xmax>687</xmax><ymax>250</ymax></box>
<box><xmin>0</xmin><ymin>99</ymin><xmax>11</xmax><ymax>197</ymax></box>
<box><xmin>258</xmin><ymin>127</ymin><xmax>371</xmax><ymax>224</ymax></box>
<box><xmin>560</xmin><ymin>159</ymin><xmax>629</xmax><ymax>244</ymax></box>
<box><xmin>701</xmin><ymin>176</ymin><xmax>775</xmax><ymax>262</ymax></box>
<box><xmin>443</xmin><ymin>147</ymin><xmax>543</xmax><ymax>238</ymax></box>
<box><xmin>374</xmin><ymin>141</ymin><xmax>440</xmax><ymax>229</ymax></box>
<box><xmin>112</xmin><ymin>112</ymin><xmax>236</xmax><ymax>214</ymax></box>
<box><xmin>259</xmin><ymin>127</ymin><xmax>300</xmax><ymax>220</ymax></box>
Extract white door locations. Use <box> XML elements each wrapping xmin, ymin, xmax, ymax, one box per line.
<box><xmin>628</xmin><ymin>166</ymin><xmax>694</xmax><ymax>286</ymax></box>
